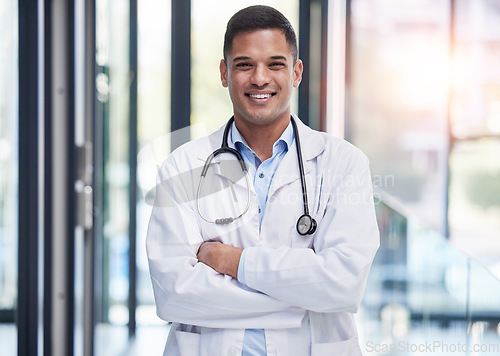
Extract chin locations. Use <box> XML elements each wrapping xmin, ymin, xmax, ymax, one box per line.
<box><xmin>245</xmin><ymin>111</ymin><xmax>287</xmax><ymax>123</ymax></box>
<box><xmin>243</xmin><ymin>116</ymin><xmax>277</xmax><ymax>126</ymax></box>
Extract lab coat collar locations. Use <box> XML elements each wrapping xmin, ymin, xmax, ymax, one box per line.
<box><xmin>197</xmin><ymin>114</ymin><xmax>327</xmax><ymax>191</ymax></box>
<box><xmin>199</xmin><ymin>114</ymin><xmax>326</xmax><ymax>162</ymax></box>
<box><xmin>290</xmin><ymin>113</ymin><xmax>327</xmax><ymax>161</ymax></box>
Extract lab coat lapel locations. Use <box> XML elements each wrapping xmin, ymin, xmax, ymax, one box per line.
<box><xmin>267</xmin><ymin>116</ymin><xmax>326</xmax><ymax>199</ymax></box>
<box><xmin>267</xmin><ymin>140</ymin><xmax>302</xmax><ymax>199</ymax></box>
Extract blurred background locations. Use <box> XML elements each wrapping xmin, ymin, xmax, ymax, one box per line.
<box><xmin>1</xmin><ymin>0</ymin><xmax>500</xmax><ymax>355</ymax></box>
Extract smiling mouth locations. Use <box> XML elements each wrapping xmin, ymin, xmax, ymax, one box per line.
<box><xmin>246</xmin><ymin>93</ymin><xmax>276</xmax><ymax>99</ymax></box>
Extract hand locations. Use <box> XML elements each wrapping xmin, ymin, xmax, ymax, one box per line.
<box><xmin>197</xmin><ymin>241</ymin><xmax>243</xmax><ymax>279</ymax></box>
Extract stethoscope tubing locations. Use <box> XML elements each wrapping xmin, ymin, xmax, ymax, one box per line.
<box><xmin>196</xmin><ymin>147</ymin><xmax>252</xmax><ymax>224</ymax></box>
<box><xmin>196</xmin><ymin>116</ymin><xmax>316</xmax><ymax>235</ymax></box>
<box><xmin>290</xmin><ymin>117</ymin><xmax>310</xmax><ymax>217</ymax></box>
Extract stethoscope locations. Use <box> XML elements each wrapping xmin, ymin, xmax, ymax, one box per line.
<box><xmin>196</xmin><ymin>116</ymin><xmax>317</xmax><ymax>236</ymax></box>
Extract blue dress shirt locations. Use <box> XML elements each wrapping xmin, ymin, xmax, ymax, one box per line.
<box><xmin>230</xmin><ymin>121</ymin><xmax>294</xmax><ymax>356</ymax></box>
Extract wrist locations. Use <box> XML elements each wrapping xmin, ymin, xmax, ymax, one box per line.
<box><xmin>221</xmin><ymin>244</ymin><xmax>243</xmax><ymax>279</ymax></box>
<box><xmin>197</xmin><ymin>241</ymin><xmax>242</xmax><ymax>279</ymax></box>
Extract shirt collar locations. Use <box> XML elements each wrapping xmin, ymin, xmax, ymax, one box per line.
<box><xmin>200</xmin><ymin>114</ymin><xmax>326</xmax><ymax>164</ymax></box>
<box><xmin>230</xmin><ymin>119</ymin><xmax>294</xmax><ymax>155</ymax></box>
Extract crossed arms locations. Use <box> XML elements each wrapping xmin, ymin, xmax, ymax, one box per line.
<box><xmin>146</xmin><ymin>147</ymin><xmax>379</xmax><ymax>329</ymax></box>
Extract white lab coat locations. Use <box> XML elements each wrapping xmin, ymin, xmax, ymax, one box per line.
<box><xmin>146</xmin><ymin>115</ymin><xmax>380</xmax><ymax>356</ymax></box>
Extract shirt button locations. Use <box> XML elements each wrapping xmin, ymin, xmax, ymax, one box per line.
<box><xmin>259</xmin><ymin>173</ymin><xmax>264</xmax><ymax>178</ymax></box>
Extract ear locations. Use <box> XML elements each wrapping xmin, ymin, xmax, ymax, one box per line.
<box><xmin>293</xmin><ymin>59</ymin><xmax>303</xmax><ymax>88</ymax></box>
<box><xmin>220</xmin><ymin>59</ymin><xmax>228</xmax><ymax>88</ymax></box>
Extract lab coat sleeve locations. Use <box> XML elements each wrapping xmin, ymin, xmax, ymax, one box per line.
<box><xmin>242</xmin><ymin>147</ymin><xmax>380</xmax><ymax>313</ymax></box>
<box><xmin>146</xmin><ymin>157</ymin><xmax>305</xmax><ymax>329</ymax></box>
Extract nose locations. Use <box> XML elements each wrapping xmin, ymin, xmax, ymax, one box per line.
<box><xmin>250</xmin><ymin>64</ymin><xmax>270</xmax><ymax>87</ymax></box>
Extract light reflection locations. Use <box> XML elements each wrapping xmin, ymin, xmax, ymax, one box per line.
<box><xmin>486</xmin><ymin>101</ymin><xmax>500</xmax><ymax>134</ymax></box>
<box><xmin>380</xmin><ymin>303</ymin><xmax>410</xmax><ymax>339</ymax></box>
<box><xmin>0</xmin><ymin>139</ymin><xmax>11</xmax><ymax>161</ymax></box>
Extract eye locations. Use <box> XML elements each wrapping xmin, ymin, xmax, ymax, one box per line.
<box><xmin>269</xmin><ymin>62</ymin><xmax>286</xmax><ymax>70</ymax></box>
<box><xmin>235</xmin><ymin>62</ymin><xmax>252</xmax><ymax>70</ymax></box>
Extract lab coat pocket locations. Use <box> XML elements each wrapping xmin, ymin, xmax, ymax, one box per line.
<box><xmin>311</xmin><ymin>337</ymin><xmax>361</xmax><ymax>356</ymax></box>
<box><xmin>174</xmin><ymin>327</ymin><xmax>201</xmax><ymax>356</ymax></box>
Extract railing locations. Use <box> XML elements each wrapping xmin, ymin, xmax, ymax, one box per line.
<box><xmin>358</xmin><ymin>197</ymin><xmax>500</xmax><ymax>355</ymax></box>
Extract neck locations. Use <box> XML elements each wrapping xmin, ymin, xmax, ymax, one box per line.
<box><xmin>234</xmin><ymin>115</ymin><xmax>290</xmax><ymax>161</ymax></box>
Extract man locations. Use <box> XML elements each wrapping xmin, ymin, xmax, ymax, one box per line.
<box><xmin>147</xmin><ymin>5</ymin><xmax>379</xmax><ymax>355</ymax></box>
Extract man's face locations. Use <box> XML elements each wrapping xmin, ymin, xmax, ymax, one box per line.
<box><xmin>220</xmin><ymin>29</ymin><xmax>303</xmax><ymax>127</ymax></box>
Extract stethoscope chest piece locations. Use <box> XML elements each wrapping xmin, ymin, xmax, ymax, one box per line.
<box><xmin>296</xmin><ymin>214</ymin><xmax>317</xmax><ymax>236</ymax></box>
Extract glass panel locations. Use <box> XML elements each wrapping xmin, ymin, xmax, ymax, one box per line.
<box><xmin>0</xmin><ymin>0</ymin><xmax>18</xmax><ymax>355</ymax></box>
<box><xmin>95</xmin><ymin>0</ymin><xmax>131</xmax><ymax>353</ymax></box>
<box><xmin>449</xmin><ymin>0</ymin><xmax>500</xmax><ymax>277</ymax></box>
<box><xmin>468</xmin><ymin>263</ymin><xmax>500</xmax><ymax>354</ymax></box>
<box><xmin>96</xmin><ymin>0</ymin><xmax>174</xmax><ymax>352</ymax></box>
<box><xmin>449</xmin><ymin>139</ymin><xmax>500</xmax><ymax>275</ymax></box>
<box><xmin>136</xmin><ymin>0</ymin><xmax>171</xmax><ymax>327</ymax></box>
<box><xmin>351</xmin><ymin>1</ymin><xmax>500</xmax><ymax>354</ymax></box>
<box><xmin>405</xmin><ymin>222</ymin><xmax>468</xmax><ymax>331</ymax></box>
<box><xmin>100</xmin><ymin>0</ymin><xmax>130</xmax><ymax>326</ymax></box>
<box><xmin>451</xmin><ymin>0</ymin><xmax>500</xmax><ymax>139</ymax></box>
<box><xmin>190</xmin><ymin>0</ymin><xmax>300</xmax><ymax>139</ymax></box>
<box><xmin>359</xmin><ymin>201</ymin><xmax>500</xmax><ymax>356</ymax></box>
<box><xmin>350</xmin><ymin>0</ymin><xmax>450</xmax><ymax>235</ymax></box>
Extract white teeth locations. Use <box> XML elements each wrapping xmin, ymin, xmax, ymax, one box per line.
<box><xmin>249</xmin><ymin>93</ymin><xmax>272</xmax><ymax>99</ymax></box>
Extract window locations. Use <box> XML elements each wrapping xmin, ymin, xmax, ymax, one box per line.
<box><xmin>349</xmin><ymin>0</ymin><xmax>450</xmax><ymax>235</ymax></box>
<box><xmin>449</xmin><ymin>0</ymin><xmax>500</xmax><ymax>273</ymax></box>
<box><xmin>0</xmin><ymin>1</ymin><xmax>18</xmax><ymax>354</ymax></box>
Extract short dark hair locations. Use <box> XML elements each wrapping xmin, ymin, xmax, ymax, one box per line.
<box><xmin>223</xmin><ymin>5</ymin><xmax>298</xmax><ymax>63</ymax></box>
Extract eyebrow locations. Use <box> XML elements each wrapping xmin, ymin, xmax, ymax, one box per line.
<box><xmin>232</xmin><ymin>55</ymin><xmax>288</xmax><ymax>62</ymax></box>
<box><xmin>233</xmin><ymin>56</ymin><xmax>251</xmax><ymax>62</ymax></box>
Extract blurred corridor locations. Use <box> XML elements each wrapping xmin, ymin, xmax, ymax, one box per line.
<box><xmin>1</xmin><ymin>0</ymin><xmax>500</xmax><ymax>355</ymax></box>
